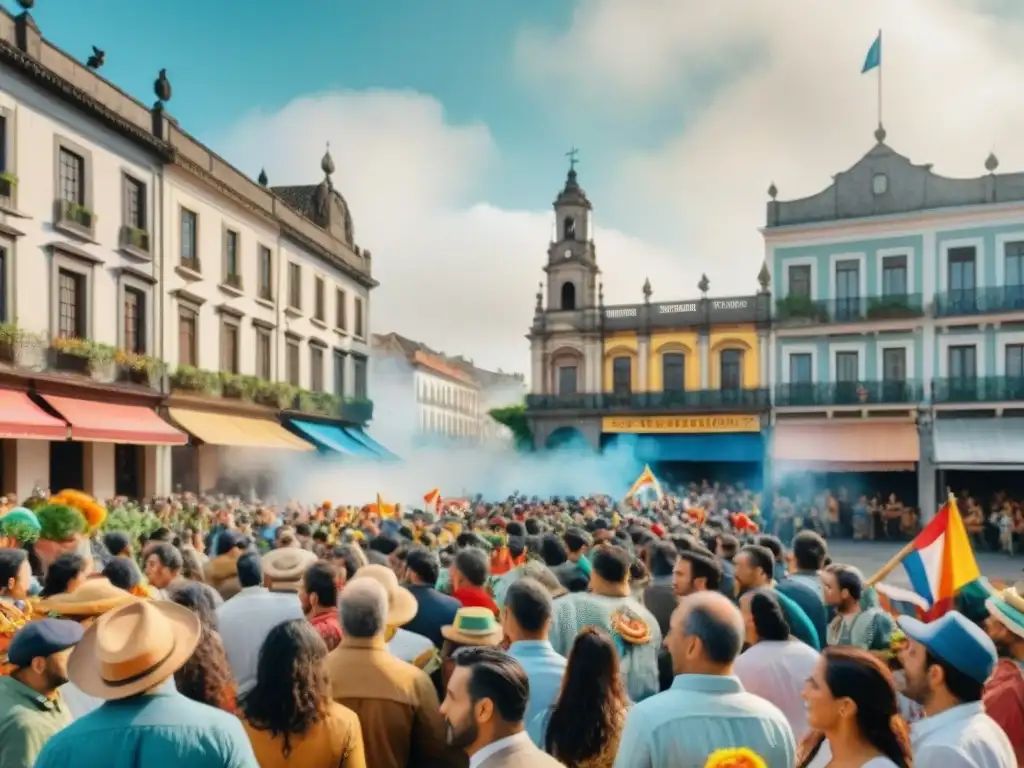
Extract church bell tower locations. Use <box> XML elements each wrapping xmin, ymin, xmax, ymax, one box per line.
<box><xmin>545</xmin><ymin>149</ymin><xmax>599</xmax><ymax>311</ymax></box>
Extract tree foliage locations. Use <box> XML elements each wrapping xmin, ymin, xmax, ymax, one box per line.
<box><xmin>489</xmin><ymin>404</ymin><xmax>533</xmax><ymax>451</ymax></box>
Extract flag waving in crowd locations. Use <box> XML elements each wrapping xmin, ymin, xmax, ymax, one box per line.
<box><xmin>625</xmin><ymin>464</ymin><xmax>664</xmax><ymax>501</ymax></box>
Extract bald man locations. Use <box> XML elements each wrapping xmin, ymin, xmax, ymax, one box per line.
<box><xmin>613</xmin><ymin>592</ymin><xmax>796</xmax><ymax>768</ymax></box>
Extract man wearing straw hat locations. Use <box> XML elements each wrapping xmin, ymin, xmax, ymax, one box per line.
<box><xmin>984</xmin><ymin>583</ymin><xmax>1024</xmax><ymax>762</ymax></box>
<box><xmin>33</xmin><ymin>600</ymin><xmax>258</xmax><ymax>767</ymax></box>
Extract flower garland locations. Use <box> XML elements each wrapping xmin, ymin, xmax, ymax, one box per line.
<box><xmin>705</xmin><ymin>748</ymin><xmax>767</xmax><ymax>768</ymax></box>
<box><xmin>49</xmin><ymin>489</ymin><xmax>107</xmax><ymax>530</ymax></box>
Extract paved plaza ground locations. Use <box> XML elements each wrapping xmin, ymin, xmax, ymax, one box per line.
<box><xmin>827</xmin><ymin>540</ymin><xmax>1023</xmax><ymax>588</ymax></box>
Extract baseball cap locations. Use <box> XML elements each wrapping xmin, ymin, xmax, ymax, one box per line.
<box><xmin>897</xmin><ymin>610</ymin><xmax>997</xmax><ymax>684</ymax></box>
<box><xmin>8</xmin><ymin>618</ymin><xmax>84</xmax><ymax>667</ymax></box>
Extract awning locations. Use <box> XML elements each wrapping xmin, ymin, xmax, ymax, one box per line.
<box><xmin>168</xmin><ymin>408</ymin><xmax>314</xmax><ymax>451</ymax></box>
<box><xmin>933</xmin><ymin>418</ymin><xmax>1024</xmax><ymax>469</ymax></box>
<box><xmin>0</xmin><ymin>390</ymin><xmax>67</xmax><ymax>440</ymax></box>
<box><xmin>343</xmin><ymin>427</ymin><xmax>398</xmax><ymax>459</ymax></box>
<box><xmin>631</xmin><ymin>433</ymin><xmax>764</xmax><ymax>463</ymax></box>
<box><xmin>773</xmin><ymin>421</ymin><xmax>918</xmax><ymax>471</ymax></box>
<box><xmin>42</xmin><ymin>395</ymin><xmax>188</xmax><ymax>445</ymax></box>
<box><xmin>289</xmin><ymin>419</ymin><xmax>376</xmax><ymax>457</ymax></box>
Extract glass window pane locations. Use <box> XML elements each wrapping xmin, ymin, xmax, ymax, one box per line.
<box><xmin>662</xmin><ymin>353</ymin><xmax>685</xmax><ymax>391</ymax></box>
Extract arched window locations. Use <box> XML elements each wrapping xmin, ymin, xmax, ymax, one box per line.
<box><xmin>563</xmin><ymin>216</ymin><xmax>576</xmax><ymax>240</ymax></box>
<box><xmin>662</xmin><ymin>353</ymin><xmax>685</xmax><ymax>391</ymax></box>
<box><xmin>720</xmin><ymin>349</ymin><xmax>744</xmax><ymax>390</ymax></box>
<box><xmin>560</xmin><ymin>281</ymin><xmax>576</xmax><ymax>310</ymax></box>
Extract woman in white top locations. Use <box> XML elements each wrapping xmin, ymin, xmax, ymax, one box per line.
<box><xmin>798</xmin><ymin>646</ymin><xmax>911</xmax><ymax>768</ymax></box>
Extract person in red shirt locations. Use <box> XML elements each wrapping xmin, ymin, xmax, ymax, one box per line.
<box><xmin>299</xmin><ymin>561</ymin><xmax>343</xmax><ymax>651</ymax></box>
<box><xmin>983</xmin><ymin>585</ymin><xmax>1024</xmax><ymax>763</ymax></box>
<box><xmin>450</xmin><ymin>547</ymin><xmax>498</xmax><ymax>616</ymax></box>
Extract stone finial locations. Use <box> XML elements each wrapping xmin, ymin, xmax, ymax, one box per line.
<box><xmin>258</xmin><ymin>168</ymin><xmax>268</xmax><ymax>187</ymax></box>
<box><xmin>874</xmin><ymin>124</ymin><xmax>887</xmax><ymax>143</ymax></box>
<box><xmin>86</xmin><ymin>46</ymin><xmax>104</xmax><ymax>70</ymax></box>
<box><xmin>598</xmin><ymin>282</ymin><xmax>605</xmax><ymax>307</ymax></box>
<box><xmin>642</xmin><ymin>277</ymin><xmax>652</xmax><ymax>303</ymax></box>
<box><xmin>758</xmin><ymin>261</ymin><xmax>771</xmax><ymax>292</ymax></box>
<box><xmin>698</xmin><ymin>273</ymin><xmax>710</xmax><ymax>296</ymax></box>
<box><xmin>985</xmin><ymin>152</ymin><xmax>999</xmax><ymax>173</ymax></box>
<box><xmin>767</xmin><ymin>181</ymin><xmax>777</xmax><ymax>200</ymax></box>
<box><xmin>321</xmin><ymin>142</ymin><xmax>335</xmax><ymax>177</ymax></box>
<box><xmin>535</xmin><ymin>282</ymin><xmax>543</xmax><ymax>311</ymax></box>
<box><xmin>16</xmin><ymin>0</ymin><xmax>34</xmax><ymax>9</ymax></box>
<box><xmin>153</xmin><ymin>69</ymin><xmax>172</xmax><ymax>104</ymax></box>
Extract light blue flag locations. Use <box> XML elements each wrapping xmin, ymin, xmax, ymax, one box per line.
<box><xmin>862</xmin><ymin>31</ymin><xmax>881</xmax><ymax>73</ymax></box>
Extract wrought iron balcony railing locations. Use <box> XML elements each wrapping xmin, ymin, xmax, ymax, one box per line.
<box><xmin>774</xmin><ymin>379</ymin><xmax>923</xmax><ymax>407</ymax></box>
<box><xmin>934</xmin><ymin>287</ymin><xmax>1024</xmax><ymax>318</ymax></box>
<box><xmin>932</xmin><ymin>376</ymin><xmax>1024</xmax><ymax>404</ymax></box>
<box><xmin>775</xmin><ymin>293</ymin><xmax>924</xmax><ymax>325</ymax></box>
<box><xmin>526</xmin><ymin>387</ymin><xmax>770</xmax><ymax>412</ymax></box>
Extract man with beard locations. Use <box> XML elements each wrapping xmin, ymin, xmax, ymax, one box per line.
<box><xmin>0</xmin><ymin>619</ymin><xmax>83</xmax><ymax>768</ymax></box>
<box><xmin>299</xmin><ymin>561</ymin><xmax>342</xmax><ymax>651</ymax></box>
<box><xmin>897</xmin><ymin>611</ymin><xmax>1015</xmax><ymax>766</ymax></box>
<box><xmin>821</xmin><ymin>563</ymin><xmax>895</xmax><ymax>653</ymax></box>
<box><xmin>439</xmin><ymin>646</ymin><xmax>560</xmax><ymax>767</ymax></box>
<box><xmin>982</xmin><ymin>585</ymin><xmax>1024</xmax><ymax>762</ymax></box>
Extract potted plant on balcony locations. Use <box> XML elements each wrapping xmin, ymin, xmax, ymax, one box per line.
<box><xmin>0</xmin><ymin>323</ymin><xmax>43</xmax><ymax>368</ymax></box>
<box><xmin>115</xmin><ymin>350</ymin><xmax>166</xmax><ymax>387</ymax></box>
<box><xmin>776</xmin><ymin>294</ymin><xmax>828</xmax><ymax>323</ymax></box>
<box><xmin>342</xmin><ymin>397</ymin><xmax>374</xmax><ymax>424</ymax></box>
<box><xmin>297</xmin><ymin>389</ymin><xmax>340</xmax><ymax>417</ymax></box>
<box><xmin>49</xmin><ymin>337</ymin><xmax>115</xmax><ymax>377</ymax></box>
<box><xmin>66</xmin><ymin>202</ymin><xmax>95</xmax><ymax>231</ymax></box>
<box><xmin>0</xmin><ymin>171</ymin><xmax>17</xmax><ymax>202</ymax></box>
<box><xmin>170</xmin><ymin>365</ymin><xmax>220</xmax><ymax>395</ymax></box>
<box><xmin>866</xmin><ymin>295</ymin><xmax>918</xmax><ymax>320</ymax></box>
<box><xmin>254</xmin><ymin>380</ymin><xmax>296</xmax><ymax>409</ymax></box>
<box><xmin>220</xmin><ymin>372</ymin><xmax>260</xmax><ymax>401</ymax></box>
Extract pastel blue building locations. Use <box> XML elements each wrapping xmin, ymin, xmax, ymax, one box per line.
<box><xmin>766</xmin><ymin>128</ymin><xmax>1024</xmax><ymax>518</ymax></box>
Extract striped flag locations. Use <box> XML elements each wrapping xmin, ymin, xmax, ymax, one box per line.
<box><xmin>424</xmin><ymin>488</ymin><xmax>441</xmax><ymax>514</ymax></box>
<box><xmin>625</xmin><ymin>465</ymin><xmax>664</xmax><ymax>501</ymax></box>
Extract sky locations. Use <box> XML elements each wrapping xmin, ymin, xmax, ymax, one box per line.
<box><xmin>18</xmin><ymin>0</ymin><xmax>1024</xmax><ymax>374</ymax></box>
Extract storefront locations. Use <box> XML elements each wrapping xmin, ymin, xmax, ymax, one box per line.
<box><xmin>285</xmin><ymin>416</ymin><xmax>397</xmax><ymax>459</ymax></box>
<box><xmin>930</xmin><ymin>418</ymin><xmax>1024</xmax><ymax>517</ymax></box>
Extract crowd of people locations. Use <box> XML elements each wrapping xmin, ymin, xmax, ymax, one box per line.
<box><xmin>0</xmin><ymin>487</ymin><xmax>1020</xmax><ymax>767</ymax></box>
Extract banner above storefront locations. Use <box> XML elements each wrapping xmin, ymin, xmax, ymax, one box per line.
<box><xmin>601</xmin><ymin>414</ymin><xmax>761</xmax><ymax>434</ymax></box>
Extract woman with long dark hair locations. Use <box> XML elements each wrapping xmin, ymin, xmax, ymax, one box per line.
<box><xmin>171</xmin><ymin>582</ymin><xmax>238</xmax><ymax>714</ymax></box>
<box><xmin>799</xmin><ymin>645</ymin><xmax>912</xmax><ymax>768</ymax></box>
<box><xmin>536</xmin><ymin>626</ymin><xmax>629</xmax><ymax>768</ymax></box>
<box><xmin>242</xmin><ymin>619</ymin><xmax>366</xmax><ymax>768</ymax></box>
<box><xmin>40</xmin><ymin>552</ymin><xmax>89</xmax><ymax>597</ymax></box>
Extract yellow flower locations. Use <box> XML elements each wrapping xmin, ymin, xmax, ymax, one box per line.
<box><xmin>705</xmin><ymin>747</ymin><xmax>767</xmax><ymax>768</ymax></box>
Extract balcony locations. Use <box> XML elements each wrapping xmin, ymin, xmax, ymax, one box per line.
<box><xmin>775</xmin><ymin>380</ymin><xmax>923</xmax><ymax>407</ymax></box>
<box><xmin>526</xmin><ymin>387</ymin><xmax>770</xmax><ymax>413</ymax></box>
<box><xmin>934</xmin><ymin>287</ymin><xmax>1024</xmax><ymax>318</ymax></box>
<box><xmin>54</xmin><ymin>198</ymin><xmax>96</xmax><ymax>240</ymax></box>
<box><xmin>119</xmin><ymin>225</ymin><xmax>151</xmax><ymax>259</ymax></box>
<box><xmin>932</xmin><ymin>376</ymin><xmax>1024</xmax><ymax>404</ymax></box>
<box><xmin>775</xmin><ymin>293</ymin><xmax>924</xmax><ymax>326</ymax></box>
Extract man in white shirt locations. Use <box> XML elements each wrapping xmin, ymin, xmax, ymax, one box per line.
<box><xmin>898</xmin><ymin>611</ymin><xmax>1015</xmax><ymax>767</ymax></box>
<box><xmin>735</xmin><ymin>588</ymin><xmax>819</xmax><ymax>742</ymax></box>
<box><xmin>216</xmin><ymin>550</ymin><xmax>310</xmax><ymax>694</ymax></box>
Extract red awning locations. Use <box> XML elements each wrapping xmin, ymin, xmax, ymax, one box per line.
<box><xmin>0</xmin><ymin>390</ymin><xmax>67</xmax><ymax>440</ymax></box>
<box><xmin>42</xmin><ymin>395</ymin><xmax>188</xmax><ymax>445</ymax></box>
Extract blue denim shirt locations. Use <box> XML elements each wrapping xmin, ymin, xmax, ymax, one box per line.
<box><xmin>508</xmin><ymin>640</ymin><xmax>567</xmax><ymax>745</ymax></box>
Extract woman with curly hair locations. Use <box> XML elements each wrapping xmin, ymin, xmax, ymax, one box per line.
<box><xmin>534</xmin><ymin>626</ymin><xmax>629</xmax><ymax>767</ymax></box>
<box><xmin>170</xmin><ymin>582</ymin><xmax>238</xmax><ymax>714</ymax></box>
<box><xmin>241</xmin><ymin>619</ymin><xmax>366</xmax><ymax>768</ymax></box>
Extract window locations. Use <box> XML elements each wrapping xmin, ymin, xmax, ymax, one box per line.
<box><xmin>612</xmin><ymin>357</ymin><xmax>632</xmax><ymax>394</ymax></box>
<box><xmin>0</xmin><ymin>115</ymin><xmax>7</xmax><ymax>174</ymax></box>
<box><xmin>354</xmin><ymin>297</ymin><xmax>365</xmax><ymax>338</ymax></box>
<box><xmin>310</xmin><ymin>345</ymin><xmax>324</xmax><ymax>391</ymax></box>
<box><xmin>255</xmin><ymin>326</ymin><xmax>272</xmax><ymax>380</ymax></box>
<box><xmin>123</xmin><ymin>288</ymin><xmax>145</xmax><ymax>354</ymax></box>
<box><xmin>124</xmin><ymin>177</ymin><xmax>146</xmax><ymax>231</ymax></box>
<box><xmin>58</xmin><ymin>147</ymin><xmax>84</xmax><ymax>204</ymax></box>
<box><xmin>835</xmin><ymin>351</ymin><xmax>859</xmax><ymax>382</ymax></box>
<box><xmin>0</xmin><ymin>247</ymin><xmax>7</xmax><ymax>323</ymax></box>
<box><xmin>789</xmin><ymin>353</ymin><xmax>812</xmax><ymax>383</ymax></box>
<box><xmin>720</xmin><ymin>350</ymin><xmax>743</xmax><ymax>390</ymax></box>
<box><xmin>178</xmin><ymin>306</ymin><xmax>197</xmax><ymax>367</ymax></box>
<box><xmin>288</xmin><ymin>263</ymin><xmax>301</xmax><ymax>309</ymax></box>
<box><xmin>948</xmin><ymin>345</ymin><xmax>976</xmax><ymax>379</ymax></box>
<box><xmin>314</xmin><ymin>277</ymin><xmax>325</xmax><ymax>322</ymax></box>
<box><xmin>1005</xmin><ymin>242</ymin><xmax>1024</xmax><ymax>309</ymax></box>
<box><xmin>663</xmin><ymin>353</ymin><xmax>685</xmax><ymax>391</ymax></box>
<box><xmin>57</xmin><ymin>269</ymin><xmax>85</xmax><ymax>338</ymax></box>
<box><xmin>336</xmin><ymin>289</ymin><xmax>347</xmax><ymax>330</ymax></box>
<box><xmin>334</xmin><ymin>351</ymin><xmax>347</xmax><ymax>397</ymax></box>
<box><xmin>557</xmin><ymin>366</ymin><xmax>577</xmax><ymax>395</ymax></box>
<box><xmin>353</xmin><ymin>355</ymin><xmax>368</xmax><ymax>398</ymax></box>
<box><xmin>882</xmin><ymin>347</ymin><xmax>906</xmax><ymax>381</ymax></box>
<box><xmin>563</xmin><ymin>216</ymin><xmax>576</xmax><ymax>240</ymax></box>
<box><xmin>560</xmin><ymin>282</ymin><xmax>576</xmax><ymax>310</ymax></box>
<box><xmin>881</xmin><ymin>254</ymin><xmax>907</xmax><ymax>296</ymax></box>
<box><xmin>948</xmin><ymin>247</ymin><xmax>976</xmax><ymax>312</ymax></box>
<box><xmin>224</xmin><ymin>230</ymin><xmax>240</xmax><ymax>284</ymax></box>
<box><xmin>286</xmin><ymin>337</ymin><xmax>301</xmax><ymax>386</ymax></box>
<box><xmin>1007</xmin><ymin>344</ymin><xmax>1024</xmax><ymax>378</ymax></box>
<box><xmin>835</xmin><ymin>259</ymin><xmax>860</xmax><ymax>320</ymax></box>
<box><xmin>258</xmin><ymin>246</ymin><xmax>273</xmax><ymax>300</ymax></box>
<box><xmin>180</xmin><ymin>209</ymin><xmax>198</xmax><ymax>269</ymax></box>
<box><xmin>220</xmin><ymin>318</ymin><xmax>240</xmax><ymax>374</ymax></box>
<box><xmin>788</xmin><ymin>264</ymin><xmax>811</xmax><ymax>297</ymax></box>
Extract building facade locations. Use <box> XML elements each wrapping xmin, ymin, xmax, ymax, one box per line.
<box><xmin>0</xmin><ymin>7</ymin><xmax>380</xmax><ymax>499</ymax></box>
<box><xmin>527</xmin><ymin>165</ymin><xmax>772</xmax><ymax>473</ymax></box>
<box><xmin>766</xmin><ymin>127</ymin><xmax>1024</xmax><ymax>516</ymax></box>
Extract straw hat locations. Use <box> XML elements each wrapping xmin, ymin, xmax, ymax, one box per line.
<box><xmin>68</xmin><ymin>600</ymin><xmax>201</xmax><ymax>700</ymax></box>
<box><xmin>441</xmin><ymin>607</ymin><xmax>504</xmax><ymax>646</ymax></box>
<box><xmin>37</xmin><ymin>577</ymin><xmax>140</xmax><ymax>618</ymax></box>
<box><xmin>350</xmin><ymin>564</ymin><xmax>418</xmax><ymax>627</ymax></box>
<box><xmin>986</xmin><ymin>582</ymin><xmax>1024</xmax><ymax>640</ymax></box>
<box><xmin>262</xmin><ymin>547</ymin><xmax>318</xmax><ymax>591</ymax></box>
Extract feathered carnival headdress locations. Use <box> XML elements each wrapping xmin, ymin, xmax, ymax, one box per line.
<box><xmin>49</xmin><ymin>489</ymin><xmax>107</xmax><ymax>531</ymax></box>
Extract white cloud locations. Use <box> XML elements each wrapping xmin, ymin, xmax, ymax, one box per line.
<box><xmin>518</xmin><ymin>0</ymin><xmax>1024</xmax><ymax>292</ymax></box>
<box><xmin>220</xmin><ymin>90</ymin><xmax>688</xmax><ymax>374</ymax></box>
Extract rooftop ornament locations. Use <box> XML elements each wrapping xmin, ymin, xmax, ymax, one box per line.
<box><xmin>642</xmin><ymin>277</ymin><xmax>652</xmax><ymax>304</ymax></box>
<box><xmin>15</xmin><ymin>0</ymin><xmax>34</xmax><ymax>9</ymax></box>
<box><xmin>698</xmin><ymin>273</ymin><xmax>710</xmax><ymax>297</ymax></box>
<box><xmin>258</xmin><ymin>168</ymin><xmax>268</xmax><ymax>187</ymax></box>
<box><xmin>757</xmin><ymin>261</ymin><xmax>771</xmax><ymax>293</ymax></box>
<box><xmin>153</xmin><ymin>69</ymin><xmax>172</xmax><ymax>108</ymax></box>
<box><xmin>767</xmin><ymin>181</ymin><xmax>777</xmax><ymax>200</ymax></box>
<box><xmin>86</xmin><ymin>46</ymin><xmax>105</xmax><ymax>70</ymax></box>
<box><xmin>986</xmin><ymin>152</ymin><xmax>999</xmax><ymax>173</ymax></box>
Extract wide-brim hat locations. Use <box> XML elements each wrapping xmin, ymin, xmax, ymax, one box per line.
<box><xmin>350</xmin><ymin>564</ymin><xmax>418</xmax><ymax>626</ymax></box>
<box><xmin>441</xmin><ymin>607</ymin><xmax>504</xmax><ymax>646</ymax></box>
<box><xmin>37</xmin><ymin>577</ymin><xmax>140</xmax><ymax>618</ymax></box>
<box><xmin>68</xmin><ymin>600</ymin><xmax>201</xmax><ymax>701</ymax></box>
<box><xmin>262</xmin><ymin>547</ymin><xmax>318</xmax><ymax>591</ymax></box>
<box><xmin>987</xmin><ymin>583</ymin><xmax>1024</xmax><ymax>640</ymax></box>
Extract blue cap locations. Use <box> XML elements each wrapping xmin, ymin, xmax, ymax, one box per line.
<box><xmin>7</xmin><ymin>619</ymin><xmax>84</xmax><ymax>667</ymax></box>
<box><xmin>898</xmin><ymin>611</ymin><xmax>997</xmax><ymax>684</ymax></box>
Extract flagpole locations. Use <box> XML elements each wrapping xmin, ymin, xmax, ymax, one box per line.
<box><xmin>876</xmin><ymin>28</ymin><xmax>883</xmax><ymax>131</ymax></box>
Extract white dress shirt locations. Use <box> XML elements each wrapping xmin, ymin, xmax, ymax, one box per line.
<box><xmin>734</xmin><ymin>639</ymin><xmax>819</xmax><ymax>741</ymax></box>
<box><xmin>469</xmin><ymin>731</ymin><xmax>532</xmax><ymax>768</ymax></box>
<box><xmin>911</xmin><ymin>701</ymin><xmax>1015</xmax><ymax>767</ymax></box>
<box><xmin>387</xmin><ymin>627</ymin><xmax>434</xmax><ymax>663</ymax></box>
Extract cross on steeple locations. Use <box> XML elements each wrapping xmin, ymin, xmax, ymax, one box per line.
<box><xmin>566</xmin><ymin>146</ymin><xmax>579</xmax><ymax>173</ymax></box>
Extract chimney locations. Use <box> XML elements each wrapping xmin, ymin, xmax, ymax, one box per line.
<box><xmin>15</xmin><ymin>10</ymin><xmax>41</xmax><ymax>59</ymax></box>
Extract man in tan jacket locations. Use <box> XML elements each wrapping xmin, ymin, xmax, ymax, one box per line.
<box><xmin>327</xmin><ymin>579</ymin><xmax>462</xmax><ymax>768</ymax></box>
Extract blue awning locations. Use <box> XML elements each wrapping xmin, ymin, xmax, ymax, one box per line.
<box><xmin>633</xmin><ymin>433</ymin><xmax>764</xmax><ymax>463</ymax></box>
<box><xmin>289</xmin><ymin>419</ymin><xmax>376</xmax><ymax>457</ymax></box>
<box><xmin>343</xmin><ymin>427</ymin><xmax>399</xmax><ymax>460</ymax></box>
